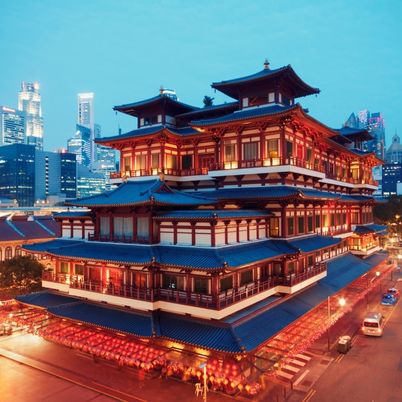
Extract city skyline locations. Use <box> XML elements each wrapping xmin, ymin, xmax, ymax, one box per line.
<box><xmin>0</xmin><ymin>1</ymin><xmax>401</xmax><ymax>151</ymax></box>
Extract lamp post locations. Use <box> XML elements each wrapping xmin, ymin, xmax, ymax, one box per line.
<box><xmin>327</xmin><ymin>296</ymin><xmax>346</xmax><ymax>351</ymax></box>
<box><xmin>199</xmin><ymin>363</ymin><xmax>208</xmax><ymax>402</ymax></box>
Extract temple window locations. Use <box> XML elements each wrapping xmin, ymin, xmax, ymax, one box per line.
<box><xmin>287</xmin><ymin>261</ymin><xmax>295</xmax><ymax>275</ymax></box>
<box><xmin>224</xmin><ymin>143</ymin><xmax>236</xmax><ymax>162</ymax></box>
<box><xmin>351</xmin><ymin>212</ymin><xmax>359</xmax><ymax>224</ymax></box>
<box><xmin>287</xmin><ymin>217</ymin><xmax>294</xmax><ymax>236</ymax></box>
<box><xmin>135</xmin><ymin>154</ymin><xmax>147</xmax><ymax>170</ymax></box>
<box><xmin>242</xmin><ymin>98</ymin><xmax>249</xmax><ymax>108</ymax></box>
<box><xmin>278</xmin><ymin>93</ymin><xmax>283</xmax><ymax>103</ymax></box>
<box><xmin>269</xmin><ymin>217</ymin><xmax>280</xmax><ymax>237</ymax></box>
<box><xmin>240</xmin><ymin>270</ymin><xmax>253</xmax><ymax>286</ymax></box>
<box><xmin>60</xmin><ymin>262</ymin><xmax>69</xmax><ymax>274</ymax></box>
<box><xmin>273</xmin><ymin>262</ymin><xmax>282</xmax><ymax>276</ymax></box>
<box><xmin>74</xmin><ymin>264</ymin><xmax>84</xmax><ymax>275</ymax></box>
<box><xmin>162</xmin><ymin>273</ymin><xmax>185</xmax><ymax>290</ymax></box>
<box><xmin>306</xmin><ymin>148</ymin><xmax>312</xmax><ymax>164</ymax></box>
<box><xmin>220</xmin><ymin>276</ymin><xmax>233</xmax><ymax>292</ymax></box>
<box><xmin>123</xmin><ymin>156</ymin><xmax>131</xmax><ymax>174</ymax></box>
<box><xmin>137</xmin><ymin>217</ymin><xmax>150</xmax><ymax>241</ymax></box>
<box><xmin>100</xmin><ymin>216</ymin><xmax>110</xmax><ymax>238</ymax></box>
<box><xmin>286</xmin><ymin>141</ymin><xmax>293</xmax><ymax>158</ymax></box>
<box><xmin>166</xmin><ymin>154</ymin><xmax>177</xmax><ymax>169</ymax></box>
<box><xmin>307</xmin><ymin>255</ymin><xmax>314</xmax><ymax>267</ymax></box>
<box><xmin>330</xmin><ymin>214</ymin><xmax>335</xmax><ymax>227</ymax></box>
<box><xmin>151</xmin><ymin>154</ymin><xmax>159</xmax><ymax>169</ymax></box>
<box><xmin>307</xmin><ymin>216</ymin><xmax>313</xmax><ymax>232</ymax></box>
<box><xmin>5</xmin><ymin>247</ymin><xmax>12</xmax><ymax>259</ymax></box>
<box><xmin>266</xmin><ymin>139</ymin><xmax>279</xmax><ymax>158</ymax></box>
<box><xmin>182</xmin><ymin>155</ymin><xmax>192</xmax><ymax>170</ymax></box>
<box><xmin>142</xmin><ymin>115</ymin><xmax>158</xmax><ymax>126</ymax></box>
<box><xmin>243</xmin><ymin>142</ymin><xmax>259</xmax><ymax>161</ymax></box>
<box><xmin>194</xmin><ymin>277</ymin><xmax>209</xmax><ymax>294</ymax></box>
<box><xmin>351</xmin><ymin>163</ymin><xmax>360</xmax><ymax>180</ymax></box>
<box><xmin>315</xmin><ymin>215</ymin><xmax>321</xmax><ymax>228</ymax></box>
<box><xmin>133</xmin><ymin>272</ymin><xmax>147</xmax><ymax>288</ymax></box>
<box><xmin>113</xmin><ymin>217</ymin><xmax>133</xmax><ymax>240</ymax></box>
<box><xmin>298</xmin><ymin>216</ymin><xmax>305</xmax><ymax>234</ymax></box>
<box><xmin>268</xmin><ymin>92</ymin><xmax>275</xmax><ymax>103</ymax></box>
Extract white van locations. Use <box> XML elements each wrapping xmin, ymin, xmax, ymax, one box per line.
<box><xmin>362</xmin><ymin>312</ymin><xmax>384</xmax><ymax>337</ymax></box>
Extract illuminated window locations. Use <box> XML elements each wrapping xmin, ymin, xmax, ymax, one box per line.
<box><xmin>269</xmin><ymin>217</ymin><xmax>280</xmax><ymax>237</ymax></box>
<box><xmin>224</xmin><ymin>143</ymin><xmax>236</xmax><ymax>162</ymax></box>
<box><xmin>266</xmin><ymin>139</ymin><xmax>279</xmax><ymax>158</ymax></box>
<box><xmin>166</xmin><ymin>154</ymin><xmax>177</xmax><ymax>169</ymax></box>
<box><xmin>5</xmin><ymin>247</ymin><xmax>12</xmax><ymax>259</ymax></box>
<box><xmin>75</xmin><ymin>264</ymin><xmax>84</xmax><ymax>275</ymax></box>
<box><xmin>287</xmin><ymin>217</ymin><xmax>294</xmax><ymax>235</ymax></box>
<box><xmin>60</xmin><ymin>262</ymin><xmax>69</xmax><ymax>274</ymax></box>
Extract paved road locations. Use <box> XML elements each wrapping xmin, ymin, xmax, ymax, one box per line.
<box><xmin>308</xmin><ymin>285</ymin><xmax>402</xmax><ymax>402</ymax></box>
<box><xmin>0</xmin><ymin>333</ymin><xmax>230</xmax><ymax>402</ymax></box>
<box><xmin>0</xmin><ymin>357</ymin><xmax>116</xmax><ymax>402</ymax></box>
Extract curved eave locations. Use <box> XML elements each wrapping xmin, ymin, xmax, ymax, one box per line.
<box><xmin>212</xmin><ymin>65</ymin><xmax>320</xmax><ymax>99</ymax></box>
<box><xmin>153</xmin><ymin>214</ymin><xmax>272</xmax><ymax>221</ymax></box>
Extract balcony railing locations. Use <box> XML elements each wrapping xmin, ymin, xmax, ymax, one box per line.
<box><xmin>110</xmin><ymin>167</ymin><xmax>209</xmax><ymax>179</ymax></box>
<box><xmin>43</xmin><ymin>262</ymin><xmax>327</xmax><ymax>311</ymax></box>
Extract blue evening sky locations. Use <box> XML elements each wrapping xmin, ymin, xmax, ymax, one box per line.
<box><xmin>0</xmin><ymin>0</ymin><xmax>401</xmax><ymax>151</ymax></box>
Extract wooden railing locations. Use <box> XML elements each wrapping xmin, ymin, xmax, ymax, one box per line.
<box><xmin>43</xmin><ymin>263</ymin><xmax>327</xmax><ymax>310</ymax></box>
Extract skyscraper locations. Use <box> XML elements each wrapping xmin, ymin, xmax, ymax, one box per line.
<box><xmin>18</xmin><ymin>81</ymin><xmax>44</xmax><ymax>150</ymax></box>
<box><xmin>0</xmin><ymin>106</ymin><xmax>25</xmax><ymax>145</ymax></box>
<box><xmin>67</xmin><ymin>124</ymin><xmax>91</xmax><ymax>167</ymax></box>
<box><xmin>78</xmin><ymin>92</ymin><xmax>96</xmax><ymax>163</ymax></box>
<box><xmin>344</xmin><ymin>110</ymin><xmax>385</xmax><ymax>160</ymax></box>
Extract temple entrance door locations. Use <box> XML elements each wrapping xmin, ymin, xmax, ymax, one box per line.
<box><xmin>260</xmin><ymin>265</ymin><xmax>270</xmax><ymax>282</ymax></box>
<box><xmin>107</xmin><ymin>268</ymin><xmax>123</xmax><ymax>293</ymax></box>
<box><xmin>198</xmin><ymin>154</ymin><xmax>215</xmax><ymax>170</ymax></box>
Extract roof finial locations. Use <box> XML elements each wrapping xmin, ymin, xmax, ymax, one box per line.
<box><xmin>159</xmin><ymin>85</ymin><xmax>164</xmax><ymax>95</ymax></box>
<box><xmin>263</xmin><ymin>58</ymin><xmax>270</xmax><ymax>70</ymax></box>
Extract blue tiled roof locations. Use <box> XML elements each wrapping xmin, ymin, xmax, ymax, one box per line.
<box><xmin>156</xmin><ymin>313</ymin><xmax>241</xmax><ymax>353</ymax></box>
<box><xmin>334</xmin><ymin>127</ymin><xmax>373</xmax><ymax>141</ymax></box>
<box><xmin>191</xmin><ymin>104</ymin><xmax>298</xmax><ymax>127</ymax></box>
<box><xmin>16</xmin><ymin>291</ymin><xmax>80</xmax><ymax>308</ymax></box>
<box><xmin>97</xmin><ymin>125</ymin><xmax>200</xmax><ymax>144</ymax></box>
<box><xmin>53</xmin><ymin>211</ymin><xmax>92</xmax><ymax>218</ymax></box>
<box><xmin>48</xmin><ymin>302</ymin><xmax>153</xmax><ymax>337</ymax></box>
<box><xmin>98</xmin><ymin>125</ymin><xmax>165</xmax><ymax>143</ymax></box>
<box><xmin>22</xmin><ymin>239</ymin><xmax>289</xmax><ymax>269</ymax></box>
<box><xmin>176</xmin><ymin>102</ymin><xmax>239</xmax><ymax>118</ymax></box>
<box><xmin>194</xmin><ymin>186</ymin><xmax>372</xmax><ymax>203</ymax></box>
<box><xmin>155</xmin><ymin>209</ymin><xmax>272</xmax><ymax>220</ymax></box>
<box><xmin>288</xmin><ymin>235</ymin><xmax>341</xmax><ymax>253</ymax></box>
<box><xmin>66</xmin><ymin>179</ymin><xmax>216</xmax><ymax>208</ymax></box>
<box><xmin>211</xmin><ymin>65</ymin><xmax>320</xmax><ymax>99</ymax></box>
<box><xmin>233</xmin><ymin>252</ymin><xmax>388</xmax><ymax>351</ymax></box>
<box><xmin>114</xmin><ymin>95</ymin><xmax>197</xmax><ymax>115</ymax></box>
<box><xmin>354</xmin><ymin>224</ymin><xmax>388</xmax><ymax>235</ymax></box>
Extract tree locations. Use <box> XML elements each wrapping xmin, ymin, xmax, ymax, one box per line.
<box><xmin>0</xmin><ymin>256</ymin><xmax>43</xmax><ymax>292</ymax></box>
<box><xmin>203</xmin><ymin>95</ymin><xmax>214</xmax><ymax>107</ymax></box>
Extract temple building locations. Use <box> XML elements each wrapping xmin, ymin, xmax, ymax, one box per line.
<box><xmin>20</xmin><ymin>61</ymin><xmax>387</xmax><ymax>373</ymax></box>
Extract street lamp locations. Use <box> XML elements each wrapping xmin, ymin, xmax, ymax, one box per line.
<box><xmin>327</xmin><ymin>296</ymin><xmax>347</xmax><ymax>351</ymax></box>
<box><xmin>199</xmin><ymin>363</ymin><xmax>208</xmax><ymax>402</ymax></box>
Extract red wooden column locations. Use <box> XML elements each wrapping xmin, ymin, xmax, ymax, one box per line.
<box><xmin>280</xmin><ymin>122</ymin><xmax>286</xmax><ymax>164</ymax></box>
<box><xmin>280</xmin><ymin>203</ymin><xmax>287</xmax><ymax>238</ymax></box>
<box><xmin>70</xmin><ymin>220</ymin><xmax>73</xmax><ymax>238</ymax></box>
<box><xmin>81</xmin><ymin>220</ymin><xmax>85</xmax><ymax>239</ymax></box>
<box><xmin>224</xmin><ymin>221</ymin><xmax>229</xmax><ymax>245</ymax></box>
<box><xmin>235</xmin><ymin>220</ymin><xmax>241</xmax><ymax>243</ymax></box>
<box><xmin>211</xmin><ymin>274</ymin><xmax>219</xmax><ymax>302</ymax></box>
<box><xmin>192</xmin><ymin>140</ymin><xmax>199</xmax><ymax>171</ymax></box>
<box><xmin>312</xmin><ymin>204</ymin><xmax>316</xmax><ymax>233</ymax></box>
<box><xmin>130</xmin><ymin>145</ymin><xmax>136</xmax><ymax>174</ymax></box>
<box><xmin>160</xmin><ymin>141</ymin><xmax>166</xmax><ymax>171</ymax></box>
<box><xmin>256</xmin><ymin>219</ymin><xmax>261</xmax><ymax>240</ymax></box>
<box><xmin>173</xmin><ymin>222</ymin><xmax>178</xmax><ymax>245</ymax></box>
<box><xmin>260</xmin><ymin>128</ymin><xmax>266</xmax><ymax>161</ymax></box>
<box><xmin>210</xmin><ymin>222</ymin><xmax>216</xmax><ymax>247</ymax></box>
<box><xmin>320</xmin><ymin>205</ymin><xmax>324</xmax><ymax>235</ymax></box>
<box><xmin>265</xmin><ymin>219</ymin><xmax>269</xmax><ymax>238</ymax></box>
<box><xmin>359</xmin><ymin>207</ymin><xmax>363</xmax><ymax>224</ymax></box>
<box><xmin>147</xmin><ymin>140</ymin><xmax>152</xmax><ymax>173</ymax></box>
<box><xmin>246</xmin><ymin>220</ymin><xmax>251</xmax><ymax>241</ymax></box>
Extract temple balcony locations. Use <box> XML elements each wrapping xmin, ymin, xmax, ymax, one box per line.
<box><xmin>349</xmin><ymin>244</ymin><xmax>381</xmax><ymax>257</ymax></box>
<box><xmin>41</xmin><ymin>262</ymin><xmax>327</xmax><ymax>318</ymax></box>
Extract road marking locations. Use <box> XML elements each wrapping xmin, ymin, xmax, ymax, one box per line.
<box><xmin>92</xmin><ymin>382</ymin><xmax>147</xmax><ymax>402</ymax></box>
<box><xmin>293</xmin><ymin>369</ymin><xmax>310</xmax><ymax>386</ymax></box>
<box><xmin>335</xmin><ymin>354</ymin><xmax>344</xmax><ymax>363</ymax></box>
<box><xmin>303</xmin><ymin>388</ymin><xmax>316</xmax><ymax>402</ymax></box>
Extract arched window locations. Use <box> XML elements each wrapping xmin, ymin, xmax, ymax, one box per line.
<box><xmin>5</xmin><ymin>247</ymin><xmax>13</xmax><ymax>260</ymax></box>
<box><xmin>15</xmin><ymin>247</ymin><xmax>22</xmax><ymax>257</ymax></box>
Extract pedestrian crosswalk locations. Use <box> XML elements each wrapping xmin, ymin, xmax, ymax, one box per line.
<box><xmin>275</xmin><ymin>352</ymin><xmax>313</xmax><ymax>382</ymax></box>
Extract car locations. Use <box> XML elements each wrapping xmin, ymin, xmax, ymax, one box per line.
<box><xmin>381</xmin><ymin>293</ymin><xmax>397</xmax><ymax>306</ymax></box>
<box><xmin>387</xmin><ymin>288</ymin><xmax>400</xmax><ymax>299</ymax></box>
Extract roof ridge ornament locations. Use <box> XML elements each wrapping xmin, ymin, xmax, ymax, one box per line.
<box><xmin>263</xmin><ymin>59</ymin><xmax>270</xmax><ymax>70</ymax></box>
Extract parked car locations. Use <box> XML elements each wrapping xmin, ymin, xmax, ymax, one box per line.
<box><xmin>381</xmin><ymin>293</ymin><xmax>397</xmax><ymax>306</ymax></box>
<box><xmin>387</xmin><ymin>288</ymin><xmax>400</xmax><ymax>299</ymax></box>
